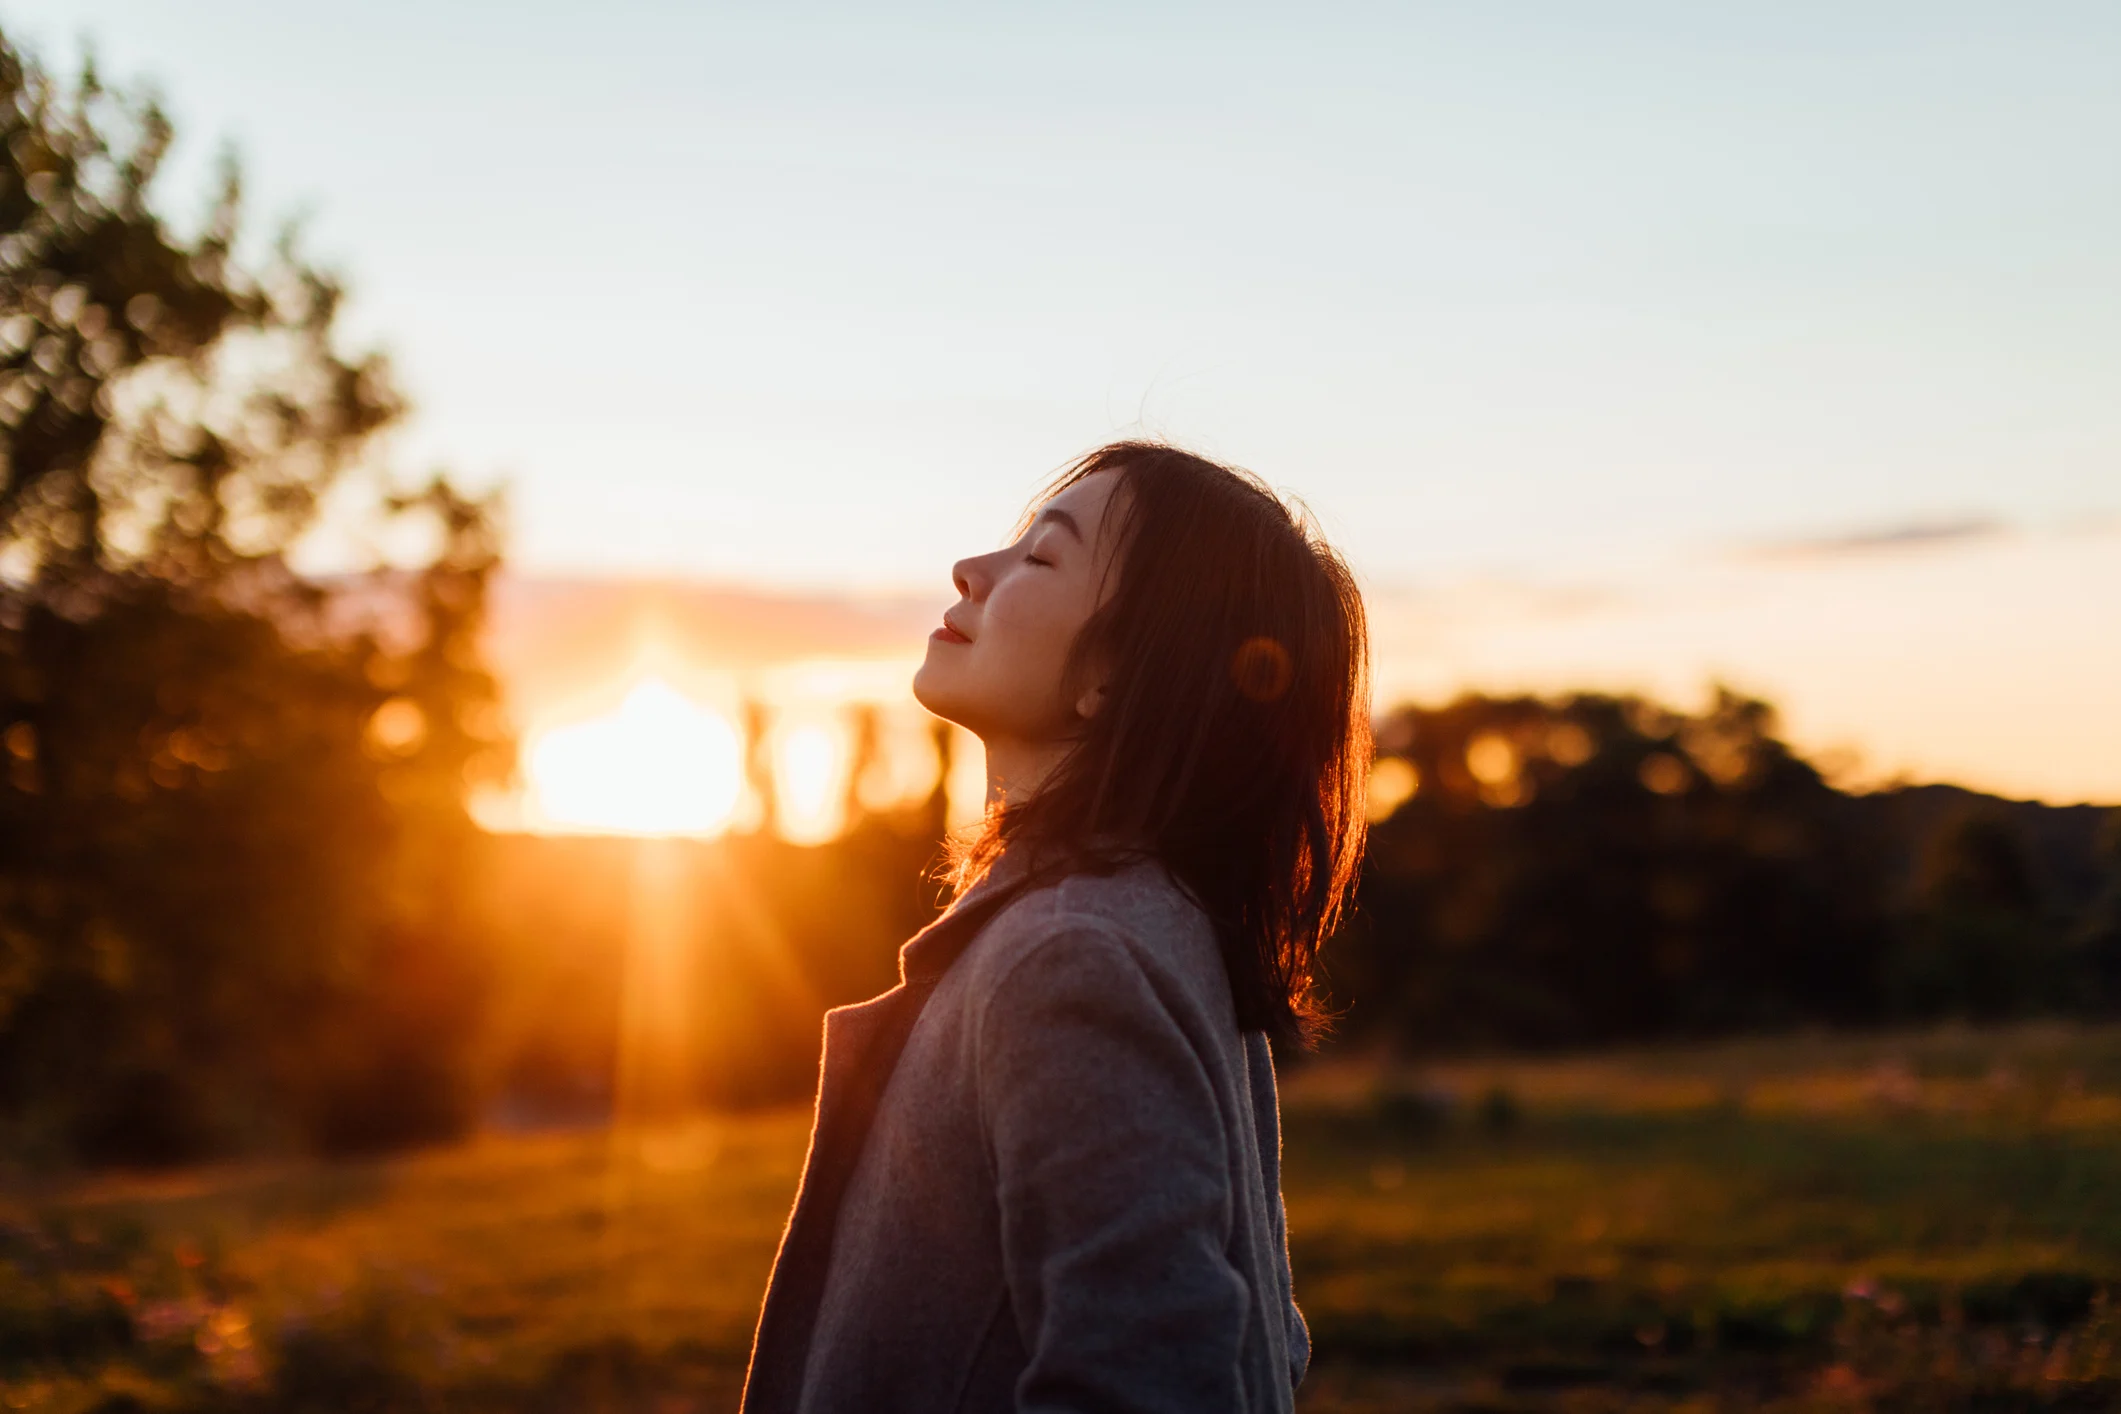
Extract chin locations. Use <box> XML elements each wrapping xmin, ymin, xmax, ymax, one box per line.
<box><xmin>911</xmin><ymin>657</ymin><xmax>959</xmax><ymax>723</ymax></box>
<box><xmin>915</xmin><ymin>666</ymin><xmax>990</xmax><ymax>741</ymax></box>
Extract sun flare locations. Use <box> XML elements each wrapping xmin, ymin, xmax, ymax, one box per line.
<box><xmin>525</xmin><ymin>679</ymin><xmax>744</xmax><ymax>836</ymax></box>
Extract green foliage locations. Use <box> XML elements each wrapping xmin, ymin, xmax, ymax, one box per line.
<box><xmin>0</xmin><ymin>26</ymin><xmax>509</xmax><ymax>1166</ymax></box>
<box><xmin>0</xmin><ymin>31</ymin><xmax>398</xmax><ymax>589</ymax></box>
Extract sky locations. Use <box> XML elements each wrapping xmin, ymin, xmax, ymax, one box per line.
<box><xmin>7</xmin><ymin>1</ymin><xmax>2119</xmax><ymax>802</ymax></box>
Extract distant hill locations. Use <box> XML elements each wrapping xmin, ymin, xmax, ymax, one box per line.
<box><xmin>1854</xmin><ymin>784</ymin><xmax>2115</xmax><ymax>918</ymax></box>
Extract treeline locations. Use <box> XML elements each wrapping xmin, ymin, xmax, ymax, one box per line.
<box><xmin>1329</xmin><ymin>690</ymin><xmax>2121</xmax><ymax>1051</ymax></box>
<box><xmin>461</xmin><ymin>694</ymin><xmax>2121</xmax><ymax>1129</ymax></box>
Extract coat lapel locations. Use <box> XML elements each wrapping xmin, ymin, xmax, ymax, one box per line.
<box><xmin>739</xmin><ymin>865</ymin><xmax>1027</xmax><ymax>1413</ymax></box>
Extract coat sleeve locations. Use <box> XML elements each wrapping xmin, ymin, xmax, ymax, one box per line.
<box><xmin>976</xmin><ymin>920</ymin><xmax>1249</xmax><ymax>1414</ymax></box>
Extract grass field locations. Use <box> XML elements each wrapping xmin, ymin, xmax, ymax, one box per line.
<box><xmin>5</xmin><ymin>1023</ymin><xmax>2120</xmax><ymax>1412</ymax></box>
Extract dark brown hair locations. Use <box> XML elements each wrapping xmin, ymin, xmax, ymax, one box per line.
<box><xmin>958</xmin><ymin>441</ymin><xmax>1371</xmax><ymax>1045</ymax></box>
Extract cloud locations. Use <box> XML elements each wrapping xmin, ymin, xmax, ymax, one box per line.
<box><xmin>1741</xmin><ymin>515</ymin><xmax>2009</xmax><ymax>562</ymax></box>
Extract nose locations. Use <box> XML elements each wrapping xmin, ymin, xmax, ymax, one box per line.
<box><xmin>951</xmin><ymin>552</ymin><xmax>991</xmax><ymax>603</ymax></box>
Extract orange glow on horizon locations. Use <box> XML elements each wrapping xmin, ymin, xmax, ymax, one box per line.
<box><xmin>524</xmin><ymin>679</ymin><xmax>744</xmax><ymax>837</ymax></box>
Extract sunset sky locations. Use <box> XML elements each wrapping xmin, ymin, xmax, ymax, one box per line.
<box><xmin>11</xmin><ymin>1</ymin><xmax>2119</xmax><ymax>804</ymax></box>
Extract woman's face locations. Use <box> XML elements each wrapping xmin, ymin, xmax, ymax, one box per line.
<box><xmin>913</xmin><ymin>471</ymin><xmax>1127</xmax><ymax>758</ymax></box>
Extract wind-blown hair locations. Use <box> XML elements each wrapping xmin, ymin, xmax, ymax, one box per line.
<box><xmin>957</xmin><ymin>441</ymin><xmax>1371</xmax><ymax>1045</ymax></box>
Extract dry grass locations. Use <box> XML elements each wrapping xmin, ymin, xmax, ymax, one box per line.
<box><xmin>1283</xmin><ymin>1022</ymin><xmax>2121</xmax><ymax>1410</ymax></box>
<box><xmin>5</xmin><ymin>1023</ymin><xmax>2120</xmax><ymax>1411</ymax></box>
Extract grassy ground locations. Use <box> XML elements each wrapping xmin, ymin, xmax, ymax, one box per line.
<box><xmin>5</xmin><ymin>1023</ymin><xmax>2120</xmax><ymax>1411</ymax></box>
<box><xmin>1282</xmin><ymin>1024</ymin><xmax>2121</xmax><ymax>1411</ymax></box>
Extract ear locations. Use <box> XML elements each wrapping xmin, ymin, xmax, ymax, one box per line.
<box><xmin>1074</xmin><ymin>680</ymin><xmax>1106</xmax><ymax>721</ymax></box>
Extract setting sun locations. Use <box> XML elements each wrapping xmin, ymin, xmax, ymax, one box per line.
<box><xmin>525</xmin><ymin>679</ymin><xmax>744</xmax><ymax>836</ymax></box>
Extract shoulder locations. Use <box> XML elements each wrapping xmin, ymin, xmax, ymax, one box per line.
<box><xmin>963</xmin><ymin>859</ymin><xmax>1233</xmax><ymax>1027</ymax></box>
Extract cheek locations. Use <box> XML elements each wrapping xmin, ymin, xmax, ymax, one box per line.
<box><xmin>983</xmin><ymin>579</ymin><xmax>1084</xmax><ymax>684</ymax></box>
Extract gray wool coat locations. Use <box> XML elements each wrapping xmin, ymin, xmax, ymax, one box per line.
<box><xmin>740</xmin><ymin>855</ymin><xmax>1310</xmax><ymax>1414</ymax></box>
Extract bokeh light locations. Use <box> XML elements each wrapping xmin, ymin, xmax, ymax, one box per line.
<box><xmin>1367</xmin><ymin>757</ymin><xmax>1419</xmax><ymax>822</ymax></box>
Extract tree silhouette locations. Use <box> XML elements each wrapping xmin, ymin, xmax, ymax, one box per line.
<box><xmin>2070</xmin><ymin>810</ymin><xmax>2121</xmax><ymax>1010</ymax></box>
<box><xmin>1333</xmin><ymin>688</ymin><xmax>1891</xmax><ymax>1049</ymax></box>
<box><xmin>0</xmin><ymin>28</ymin><xmax>507</xmax><ymax>1163</ymax></box>
<box><xmin>1886</xmin><ymin>807</ymin><xmax>2065</xmax><ymax>1021</ymax></box>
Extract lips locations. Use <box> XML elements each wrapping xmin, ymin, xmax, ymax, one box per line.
<box><xmin>933</xmin><ymin>612</ymin><xmax>972</xmax><ymax>645</ymax></box>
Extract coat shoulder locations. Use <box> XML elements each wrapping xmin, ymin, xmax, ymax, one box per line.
<box><xmin>963</xmin><ymin>861</ymin><xmax>1228</xmax><ymax>1009</ymax></box>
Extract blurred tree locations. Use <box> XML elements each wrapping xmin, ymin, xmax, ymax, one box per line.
<box><xmin>741</xmin><ymin>698</ymin><xmax>776</xmax><ymax>838</ymax></box>
<box><xmin>1332</xmin><ymin>688</ymin><xmax>2121</xmax><ymax>1053</ymax></box>
<box><xmin>0</xmin><ymin>27</ymin><xmax>508</xmax><ymax>1163</ymax></box>
<box><xmin>842</xmin><ymin>701</ymin><xmax>881</xmax><ymax>826</ymax></box>
<box><xmin>2068</xmin><ymin>809</ymin><xmax>2121</xmax><ymax>1010</ymax></box>
<box><xmin>1334</xmin><ymin>688</ymin><xmax>1891</xmax><ymax>1049</ymax></box>
<box><xmin>0</xmin><ymin>38</ymin><xmax>396</xmax><ymax>593</ymax></box>
<box><xmin>1888</xmin><ymin>807</ymin><xmax>2065</xmax><ymax>1021</ymax></box>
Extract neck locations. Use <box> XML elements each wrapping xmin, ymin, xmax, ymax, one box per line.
<box><xmin>980</xmin><ymin>735</ymin><xmax>1071</xmax><ymax>809</ymax></box>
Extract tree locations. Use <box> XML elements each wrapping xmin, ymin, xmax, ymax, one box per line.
<box><xmin>0</xmin><ymin>27</ymin><xmax>509</xmax><ymax>1163</ymax></box>
<box><xmin>2069</xmin><ymin>809</ymin><xmax>2121</xmax><ymax>1010</ymax></box>
<box><xmin>1335</xmin><ymin>688</ymin><xmax>1890</xmax><ymax>1049</ymax></box>
<box><xmin>1887</xmin><ymin>807</ymin><xmax>2066</xmax><ymax>1021</ymax></box>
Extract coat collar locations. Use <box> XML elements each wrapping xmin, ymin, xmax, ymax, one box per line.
<box><xmin>898</xmin><ymin>848</ymin><xmax>1032</xmax><ymax>984</ymax></box>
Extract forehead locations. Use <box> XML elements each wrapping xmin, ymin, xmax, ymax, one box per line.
<box><xmin>1038</xmin><ymin>469</ymin><xmax>1124</xmax><ymax>534</ymax></box>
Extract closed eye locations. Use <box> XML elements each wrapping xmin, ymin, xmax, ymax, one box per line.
<box><xmin>1024</xmin><ymin>552</ymin><xmax>1053</xmax><ymax>567</ymax></box>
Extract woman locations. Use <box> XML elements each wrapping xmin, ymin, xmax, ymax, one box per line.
<box><xmin>742</xmin><ymin>442</ymin><xmax>1370</xmax><ymax>1413</ymax></box>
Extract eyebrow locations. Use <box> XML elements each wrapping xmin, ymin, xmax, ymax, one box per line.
<box><xmin>1032</xmin><ymin>507</ymin><xmax>1084</xmax><ymax>542</ymax></box>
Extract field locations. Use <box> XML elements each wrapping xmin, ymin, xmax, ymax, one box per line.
<box><xmin>5</xmin><ymin>1024</ymin><xmax>2120</xmax><ymax>1412</ymax></box>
